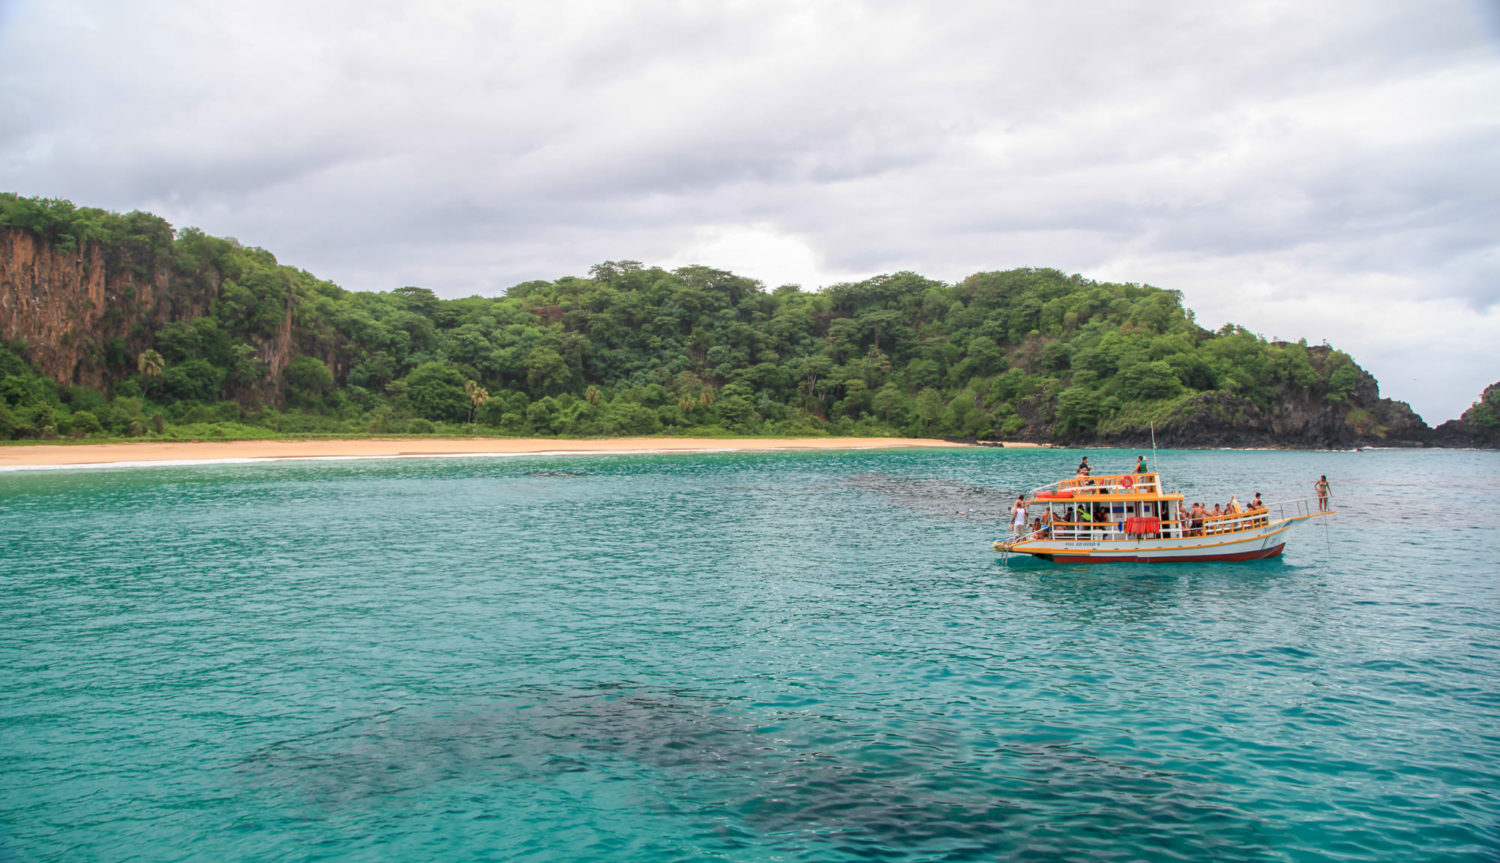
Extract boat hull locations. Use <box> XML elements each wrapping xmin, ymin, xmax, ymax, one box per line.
<box><xmin>1002</xmin><ymin>521</ymin><xmax>1297</xmax><ymax>564</ymax></box>
<box><xmin>1037</xmin><ymin>542</ymin><xmax>1285</xmax><ymax>563</ymax></box>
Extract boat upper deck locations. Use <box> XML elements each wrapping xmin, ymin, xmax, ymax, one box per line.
<box><xmin>1029</xmin><ymin>472</ymin><xmax>1183</xmax><ymax>503</ymax></box>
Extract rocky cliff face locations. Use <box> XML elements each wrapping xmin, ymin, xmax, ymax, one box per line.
<box><xmin>0</xmin><ymin>227</ymin><xmax>293</xmax><ymax>399</ymax></box>
<box><xmin>1058</xmin><ymin>346</ymin><xmax>1433</xmax><ymax>449</ymax></box>
<box><xmin>1121</xmin><ymin>388</ymin><xmax>1428</xmax><ymax>449</ymax></box>
<box><xmin>1</xmin><ymin>228</ymin><xmax>145</xmax><ymax>388</ymax></box>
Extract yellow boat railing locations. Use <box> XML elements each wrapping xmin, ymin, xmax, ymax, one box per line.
<box><xmin>1039</xmin><ymin>472</ymin><xmax>1164</xmax><ymax>497</ymax></box>
<box><xmin>997</xmin><ymin>493</ymin><xmax>1334</xmax><ymax>553</ymax></box>
<box><xmin>1009</xmin><ymin>496</ymin><xmax>1328</xmax><ymax>546</ymax></box>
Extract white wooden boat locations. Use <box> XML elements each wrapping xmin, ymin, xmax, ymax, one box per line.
<box><xmin>993</xmin><ymin>472</ymin><xmax>1333</xmax><ymax>563</ymax></box>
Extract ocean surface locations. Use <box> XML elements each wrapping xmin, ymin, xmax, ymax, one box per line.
<box><xmin>1</xmin><ymin>446</ymin><xmax>1497</xmax><ymax>862</ymax></box>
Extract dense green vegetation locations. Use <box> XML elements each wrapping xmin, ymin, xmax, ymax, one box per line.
<box><xmin>1459</xmin><ymin>383</ymin><xmax>1500</xmax><ymax>432</ymax></box>
<box><xmin>1</xmin><ymin>193</ymin><xmax>1386</xmax><ymax>442</ymax></box>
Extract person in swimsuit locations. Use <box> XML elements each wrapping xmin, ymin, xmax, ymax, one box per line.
<box><xmin>1314</xmin><ymin>475</ymin><xmax>1331</xmax><ymax>511</ymax></box>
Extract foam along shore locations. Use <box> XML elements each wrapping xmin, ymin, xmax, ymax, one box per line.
<box><xmin>0</xmin><ymin>436</ymin><xmax>1008</xmax><ymax>470</ymax></box>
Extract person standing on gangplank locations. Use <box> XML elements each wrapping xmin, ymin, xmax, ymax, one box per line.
<box><xmin>1314</xmin><ymin>475</ymin><xmax>1332</xmax><ymax>511</ymax></box>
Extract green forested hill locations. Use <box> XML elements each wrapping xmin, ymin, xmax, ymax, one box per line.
<box><xmin>0</xmin><ymin>193</ymin><xmax>1433</xmax><ymax>445</ymax></box>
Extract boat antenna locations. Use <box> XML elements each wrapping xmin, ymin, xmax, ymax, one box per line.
<box><xmin>1150</xmin><ymin>421</ymin><xmax>1161</xmax><ymax>485</ymax></box>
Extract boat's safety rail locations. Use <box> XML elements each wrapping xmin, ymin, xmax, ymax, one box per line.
<box><xmin>1032</xmin><ymin>472</ymin><xmax>1162</xmax><ymax>498</ymax></box>
<box><xmin>1197</xmin><ymin>508</ymin><xmax>1272</xmax><ymax>536</ymax></box>
<box><xmin>1265</xmin><ymin>496</ymin><xmax>1334</xmax><ymax>522</ymax></box>
<box><xmin>998</xmin><ymin>492</ymin><xmax>1334</xmax><ymax>553</ymax></box>
<box><xmin>1013</xmin><ymin>506</ymin><xmax>1273</xmax><ymax>543</ymax></box>
<box><xmin>1011</xmin><ymin>496</ymin><xmax>1329</xmax><ymax>546</ymax></box>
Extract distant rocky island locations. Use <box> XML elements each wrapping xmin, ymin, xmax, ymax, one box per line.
<box><xmin>0</xmin><ymin>193</ymin><xmax>1493</xmax><ymax>448</ymax></box>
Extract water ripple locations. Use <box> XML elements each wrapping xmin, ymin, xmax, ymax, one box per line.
<box><xmin>1</xmin><ymin>448</ymin><xmax>1498</xmax><ymax>861</ymax></box>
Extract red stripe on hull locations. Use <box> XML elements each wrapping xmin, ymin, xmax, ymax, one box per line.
<box><xmin>1047</xmin><ymin>543</ymin><xmax>1285</xmax><ymax>564</ymax></box>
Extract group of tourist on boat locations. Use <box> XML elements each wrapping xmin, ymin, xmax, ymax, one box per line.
<box><xmin>1011</xmin><ymin>455</ymin><xmax>1276</xmax><ymax>541</ymax></box>
<box><xmin>1013</xmin><ymin>490</ymin><xmax>1277</xmax><ymax>541</ymax></box>
<box><xmin>995</xmin><ymin>455</ymin><xmax>1335</xmax><ymax>563</ymax></box>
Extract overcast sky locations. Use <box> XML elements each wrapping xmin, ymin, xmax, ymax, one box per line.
<box><xmin>2</xmin><ymin>1</ymin><xmax>1496</xmax><ymax>422</ymax></box>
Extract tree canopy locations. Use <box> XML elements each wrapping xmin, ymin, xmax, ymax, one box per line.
<box><xmin>0</xmin><ymin>193</ymin><xmax>1428</xmax><ymax>444</ymax></box>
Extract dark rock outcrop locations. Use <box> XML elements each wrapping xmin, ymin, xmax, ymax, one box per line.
<box><xmin>1429</xmin><ymin>382</ymin><xmax>1500</xmax><ymax>448</ymax></box>
<box><xmin>1080</xmin><ymin>354</ymin><xmax>1432</xmax><ymax>449</ymax></box>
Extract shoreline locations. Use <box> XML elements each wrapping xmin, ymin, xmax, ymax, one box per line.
<box><xmin>0</xmin><ymin>436</ymin><xmax>1015</xmax><ymax>471</ymax></box>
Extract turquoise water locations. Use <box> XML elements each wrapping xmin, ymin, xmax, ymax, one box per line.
<box><xmin>1</xmin><ymin>447</ymin><xmax>1497</xmax><ymax>862</ymax></box>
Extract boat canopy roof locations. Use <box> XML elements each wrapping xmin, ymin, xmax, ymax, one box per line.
<box><xmin>1027</xmin><ymin>472</ymin><xmax>1183</xmax><ymax>503</ymax></box>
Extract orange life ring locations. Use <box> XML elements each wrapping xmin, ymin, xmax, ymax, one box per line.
<box><xmin>1120</xmin><ymin>475</ymin><xmax>1134</xmax><ymax>489</ymax></box>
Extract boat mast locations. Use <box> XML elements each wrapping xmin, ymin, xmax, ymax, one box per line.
<box><xmin>1150</xmin><ymin>421</ymin><xmax>1160</xmax><ymax>485</ymax></box>
<box><xmin>1151</xmin><ymin>421</ymin><xmax>1170</xmax><ymax>531</ymax></box>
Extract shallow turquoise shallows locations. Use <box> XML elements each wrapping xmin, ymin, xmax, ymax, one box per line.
<box><xmin>2</xmin><ymin>447</ymin><xmax>1498</xmax><ymax>862</ymax></box>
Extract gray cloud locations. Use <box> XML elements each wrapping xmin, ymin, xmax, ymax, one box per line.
<box><xmin>1</xmin><ymin>0</ymin><xmax>1496</xmax><ymax>421</ymax></box>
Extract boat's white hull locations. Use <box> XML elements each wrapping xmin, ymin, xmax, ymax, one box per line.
<box><xmin>999</xmin><ymin>519</ymin><xmax>1301</xmax><ymax>563</ymax></box>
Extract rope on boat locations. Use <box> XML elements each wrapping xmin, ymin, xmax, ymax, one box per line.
<box><xmin>1323</xmin><ymin>502</ymin><xmax>1333</xmax><ymax>560</ymax></box>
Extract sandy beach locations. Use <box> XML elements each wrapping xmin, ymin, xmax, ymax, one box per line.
<box><xmin>0</xmin><ymin>436</ymin><xmax>1018</xmax><ymax>470</ymax></box>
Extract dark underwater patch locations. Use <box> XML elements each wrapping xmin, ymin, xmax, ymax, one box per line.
<box><xmin>241</xmin><ymin>686</ymin><xmax>1272</xmax><ymax>858</ymax></box>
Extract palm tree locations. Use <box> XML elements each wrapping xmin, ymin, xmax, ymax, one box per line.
<box><xmin>137</xmin><ymin>349</ymin><xmax>164</xmax><ymax>377</ymax></box>
<box><xmin>464</xmin><ymin>379</ymin><xmax>489</xmax><ymax>424</ymax></box>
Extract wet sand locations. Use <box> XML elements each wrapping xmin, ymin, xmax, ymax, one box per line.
<box><xmin>0</xmin><ymin>436</ymin><xmax>1026</xmax><ymax>470</ymax></box>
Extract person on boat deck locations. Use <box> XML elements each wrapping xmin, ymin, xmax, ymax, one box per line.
<box><xmin>1314</xmin><ymin>475</ymin><xmax>1331</xmax><ymax>511</ymax></box>
<box><xmin>1076</xmin><ymin>460</ymin><xmax>1092</xmax><ymax>486</ymax></box>
<box><xmin>1210</xmin><ymin>503</ymin><xmax>1223</xmax><ymax>518</ymax></box>
<box><xmin>1134</xmin><ymin>455</ymin><xmax>1147</xmax><ymax>473</ymax></box>
<box><xmin>1011</xmin><ymin>496</ymin><xmax>1028</xmax><ymax>537</ymax></box>
<box><xmin>1189</xmin><ymin>503</ymin><xmax>1206</xmax><ymax>536</ymax></box>
<box><xmin>1030</xmin><ymin>517</ymin><xmax>1043</xmax><ymax>539</ymax></box>
<box><xmin>1041</xmin><ymin>508</ymin><xmax>1054</xmax><ymax>534</ymax></box>
<box><xmin>1251</xmin><ymin>492</ymin><xmax>1263</xmax><ymax>510</ymax></box>
<box><xmin>1228</xmin><ymin>495</ymin><xmax>1241</xmax><ymax>514</ymax></box>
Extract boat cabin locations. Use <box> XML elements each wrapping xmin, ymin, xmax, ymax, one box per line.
<box><xmin>1028</xmin><ymin>473</ymin><xmax>1270</xmax><ymax>541</ymax></box>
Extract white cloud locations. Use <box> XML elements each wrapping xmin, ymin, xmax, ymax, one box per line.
<box><xmin>1</xmin><ymin>0</ymin><xmax>1496</xmax><ymax>421</ymax></box>
<box><xmin>662</xmin><ymin>223</ymin><xmax>874</xmax><ymax>290</ymax></box>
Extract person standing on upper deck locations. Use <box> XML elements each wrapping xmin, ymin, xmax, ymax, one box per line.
<box><xmin>1135</xmin><ymin>455</ymin><xmax>1147</xmax><ymax>474</ymax></box>
<box><xmin>1011</xmin><ymin>496</ymin><xmax>1028</xmax><ymax>537</ymax></box>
